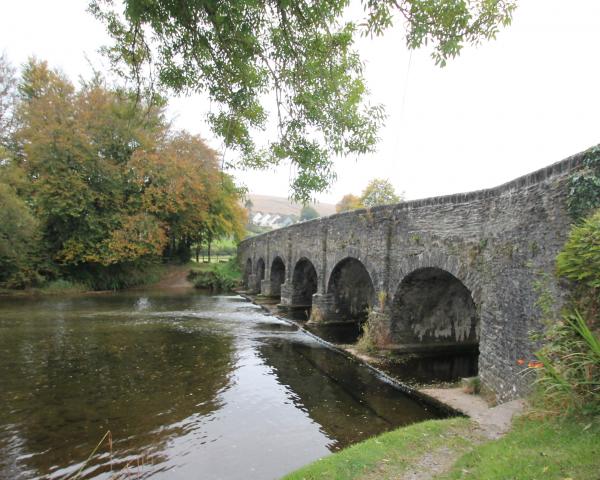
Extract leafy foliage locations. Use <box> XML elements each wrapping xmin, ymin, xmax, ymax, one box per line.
<box><xmin>89</xmin><ymin>0</ymin><xmax>515</xmax><ymax>201</ymax></box>
<box><xmin>15</xmin><ymin>60</ymin><xmax>167</xmax><ymax>268</ymax></box>
<box><xmin>556</xmin><ymin>209</ymin><xmax>600</xmax><ymax>292</ymax></box>
<box><xmin>1</xmin><ymin>57</ymin><xmax>246</xmax><ymax>290</ymax></box>
<box><xmin>0</xmin><ymin>52</ymin><xmax>16</xmax><ymax>147</ymax></box>
<box><xmin>534</xmin><ymin>311</ymin><xmax>600</xmax><ymax>416</ymax></box>
<box><xmin>336</xmin><ymin>193</ymin><xmax>363</xmax><ymax>213</ymax></box>
<box><xmin>189</xmin><ymin>259</ymin><xmax>241</xmax><ymax>292</ymax></box>
<box><xmin>90</xmin><ymin>0</ymin><xmax>385</xmax><ymax>203</ymax></box>
<box><xmin>197</xmin><ymin>237</ymin><xmax>237</xmax><ymax>260</ymax></box>
<box><xmin>356</xmin><ymin>309</ymin><xmax>391</xmax><ymax>353</ymax></box>
<box><xmin>533</xmin><ymin>209</ymin><xmax>600</xmax><ymax>416</ymax></box>
<box><xmin>0</xmin><ymin>182</ymin><xmax>42</xmax><ymax>288</ymax></box>
<box><xmin>363</xmin><ymin>0</ymin><xmax>517</xmax><ymax>67</ymax></box>
<box><xmin>567</xmin><ymin>146</ymin><xmax>600</xmax><ymax>221</ymax></box>
<box><xmin>360</xmin><ymin>178</ymin><xmax>402</xmax><ymax>208</ymax></box>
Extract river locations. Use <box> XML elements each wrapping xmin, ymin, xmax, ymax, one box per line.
<box><xmin>0</xmin><ymin>289</ymin><xmax>444</xmax><ymax>479</ymax></box>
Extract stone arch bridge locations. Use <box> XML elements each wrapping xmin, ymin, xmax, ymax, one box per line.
<box><xmin>238</xmin><ymin>152</ymin><xmax>585</xmax><ymax>401</ymax></box>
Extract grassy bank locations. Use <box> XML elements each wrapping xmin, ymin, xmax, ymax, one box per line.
<box><xmin>0</xmin><ymin>279</ymin><xmax>88</xmax><ymax>296</ymax></box>
<box><xmin>283</xmin><ymin>416</ymin><xmax>600</xmax><ymax>480</ymax></box>
<box><xmin>439</xmin><ymin>416</ymin><xmax>600</xmax><ymax>479</ymax></box>
<box><xmin>188</xmin><ymin>259</ymin><xmax>241</xmax><ymax>292</ymax></box>
<box><xmin>283</xmin><ymin>418</ymin><xmax>476</xmax><ymax>480</ymax></box>
<box><xmin>0</xmin><ymin>263</ymin><xmax>170</xmax><ymax>296</ymax></box>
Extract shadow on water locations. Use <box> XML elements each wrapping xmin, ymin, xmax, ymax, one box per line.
<box><xmin>0</xmin><ymin>292</ymin><xmax>446</xmax><ymax>480</ymax></box>
<box><xmin>380</xmin><ymin>351</ymin><xmax>479</xmax><ymax>385</ymax></box>
<box><xmin>287</xmin><ymin>310</ymin><xmax>479</xmax><ymax>386</ymax></box>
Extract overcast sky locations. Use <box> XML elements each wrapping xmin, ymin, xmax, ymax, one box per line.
<box><xmin>1</xmin><ymin>1</ymin><xmax>599</xmax><ymax>204</ymax></box>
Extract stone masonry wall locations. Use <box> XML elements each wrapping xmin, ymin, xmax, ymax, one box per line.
<box><xmin>238</xmin><ymin>150</ymin><xmax>585</xmax><ymax>402</ymax></box>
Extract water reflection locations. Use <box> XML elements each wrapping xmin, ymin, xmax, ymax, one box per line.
<box><xmin>0</xmin><ymin>293</ymin><xmax>235</xmax><ymax>479</ymax></box>
<box><xmin>298</xmin><ymin>313</ymin><xmax>478</xmax><ymax>386</ymax></box>
<box><xmin>257</xmin><ymin>339</ymin><xmax>436</xmax><ymax>450</ymax></box>
<box><xmin>0</xmin><ymin>291</ymin><xmax>442</xmax><ymax>480</ymax></box>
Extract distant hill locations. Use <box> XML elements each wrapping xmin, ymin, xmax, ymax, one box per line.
<box><xmin>248</xmin><ymin>194</ymin><xmax>336</xmax><ymax>217</ymax></box>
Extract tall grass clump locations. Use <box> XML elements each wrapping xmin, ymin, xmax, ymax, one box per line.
<box><xmin>189</xmin><ymin>259</ymin><xmax>241</xmax><ymax>292</ymax></box>
<box><xmin>533</xmin><ymin>209</ymin><xmax>600</xmax><ymax>416</ymax></box>
<box><xmin>356</xmin><ymin>301</ymin><xmax>391</xmax><ymax>353</ymax></box>
<box><xmin>40</xmin><ymin>279</ymin><xmax>87</xmax><ymax>294</ymax></box>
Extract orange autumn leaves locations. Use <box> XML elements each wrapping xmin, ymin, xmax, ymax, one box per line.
<box><xmin>12</xmin><ymin>59</ymin><xmax>245</xmax><ymax>269</ymax></box>
<box><xmin>517</xmin><ymin>359</ymin><xmax>544</xmax><ymax>369</ymax></box>
<box><xmin>105</xmin><ymin>213</ymin><xmax>169</xmax><ymax>264</ymax></box>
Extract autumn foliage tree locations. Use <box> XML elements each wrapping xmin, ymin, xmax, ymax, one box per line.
<box><xmin>360</xmin><ymin>178</ymin><xmax>402</xmax><ymax>208</ymax></box>
<box><xmin>0</xmin><ymin>182</ymin><xmax>42</xmax><ymax>288</ymax></box>
<box><xmin>336</xmin><ymin>178</ymin><xmax>402</xmax><ymax>213</ymax></box>
<box><xmin>336</xmin><ymin>194</ymin><xmax>363</xmax><ymax>213</ymax></box>
<box><xmin>1</xmin><ymin>57</ymin><xmax>246</xmax><ymax>289</ymax></box>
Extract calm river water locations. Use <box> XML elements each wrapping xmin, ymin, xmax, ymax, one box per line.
<box><xmin>0</xmin><ymin>290</ymin><xmax>442</xmax><ymax>479</ymax></box>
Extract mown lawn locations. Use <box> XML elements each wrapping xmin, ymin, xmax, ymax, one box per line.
<box><xmin>283</xmin><ymin>416</ymin><xmax>600</xmax><ymax>480</ymax></box>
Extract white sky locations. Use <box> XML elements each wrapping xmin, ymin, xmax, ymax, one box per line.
<box><xmin>1</xmin><ymin>1</ymin><xmax>599</xmax><ymax>204</ymax></box>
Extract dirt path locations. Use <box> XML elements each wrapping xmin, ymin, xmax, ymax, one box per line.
<box><xmin>375</xmin><ymin>394</ymin><xmax>525</xmax><ymax>480</ymax></box>
<box><xmin>403</xmin><ymin>445</ymin><xmax>476</xmax><ymax>480</ymax></box>
<box><xmin>420</xmin><ymin>388</ymin><xmax>525</xmax><ymax>439</ymax></box>
<box><xmin>151</xmin><ymin>265</ymin><xmax>194</xmax><ymax>289</ymax></box>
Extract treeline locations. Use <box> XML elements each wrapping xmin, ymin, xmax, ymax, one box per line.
<box><xmin>0</xmin><ymin>56</ymin><xmax>246</xmax><ymax>290</ymax></box>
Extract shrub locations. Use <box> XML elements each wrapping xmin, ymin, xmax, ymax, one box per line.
<box><xmin>356</xmin><ymin>309</ymin><xmax>390</xmax><ymax>353</ymax></box>
<box><xmin>534</xmin><ymin>311</ymin><xmax>600</xmax><ymax>416</ymax></box>
<box><xmin>533</xmin><ymin>208</ymin><xmax>600</xmax><ymax>416</ymax></box>
<box><xmin>567</xmin><ymin>146</ymin><xmax>600</xmax><ymax>220</ymax></box>
<box><xmin>556</xmin><ymin>209</ymin><xmax>600</xmax><ymax>293</ymax></box>
<box><xmin>0</xmin><ymin>183</ymin><xmax>43</xmax><ymax>288</ymax></box>
<box><xmin>40</xmin><ymin>279</ymin><xmax>87</xmax><ymax>294</ymax></box>
<box><xmin>191</xmin><ymin>259</ymin><xmax>241</xmax><ymax>292</ymax></box>
<box><xmin>356</xmin><ymin>320</ymin><xmax>376</xmax><ymax>353</ymax></box>
<box><xmin>462</xmin><ymin>377</ymin><xmax>481</xmax><ymax>395</ymax></box>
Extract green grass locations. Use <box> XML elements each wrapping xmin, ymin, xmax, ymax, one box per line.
<box><xmin>0</xmin><ymin>279</ymin><xmax>88</xmax><ymax>296</ymax></box>
<box><xmin>439</xmin><ymin>416</ymin><xmax>600</xmax><ymax>480</ymax></box>
<box><xmin>192</xmin><ymin>255</ymin><xmax>234</xmax><ymax>264</ymax></box>
<box><xmin>283</xmin><ymin>418</ymin><xmax>476</xmax><ymax>480</ymax></box>
<box><xmin>39</xmin><ymin>279</ymin><xmax>87</xmax><ymax>294</ymax></box>
<box><xmin>283</xmin><ymin>415</ymin><xmax>600</xmax><ymax>480</ymax></box>
<box><xmin>188</xmin><ymin>258</ymin><xmax>241</xmax><ymax>292</ymax></box>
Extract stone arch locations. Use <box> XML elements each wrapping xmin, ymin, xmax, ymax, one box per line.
<box><xmin>391</xmin><ymin>267</ymin><xmax>480</xmax><ymax>348</ymax></box>
<box><xmin>269</xmin><ymin>256</ymin><xmax>286</xmax><ymax>297</ymax></box>
<box><xmin>291</xmin><ymin>257</ymin><xmax>318</xmax><ymax>306</ymax></box>
<box><xmin>327</xmin><ymin>257</ymin><xmax>376</xmax><ymax>322</ymax></box>
<box><xmin>390</xmin><ymin>250</ymin><xmax>482</xmax><ymax>310</ymax></box>
<box><xmin>244</xmin><ymin>258</ymin><xmax>253</xmax><ymax>288</ymax></box>
<box><xmin>256</xmin><ymin>258</ymin><xmax>266</xmax><ymax>283</ymax></box>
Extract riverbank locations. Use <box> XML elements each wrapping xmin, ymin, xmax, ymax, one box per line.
<box><xmin>240</xmin><ymin>292</ymin><xmax>600</xmax><ymax>479</ymax></box>
<box><xmin>0</xmin><ymin>279</ymin><xmax>101</xmax><ymax>297</ymax></box>
<box><xmin>283</xmin><ymin>414</ymin><xmax>600</xmax><ymax>480</ymax></box>
<box><xmin>0</xmin><ymin>263</ymin><xmax>197</xmax><ymax>297</ymax></box>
